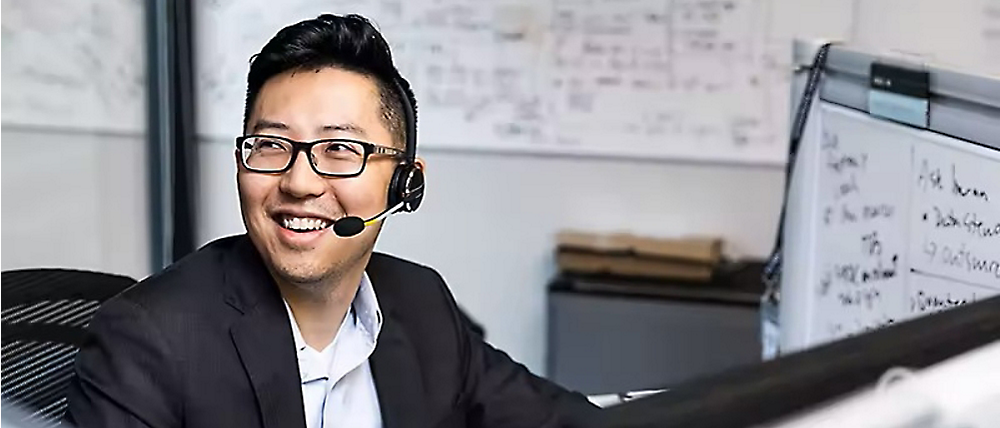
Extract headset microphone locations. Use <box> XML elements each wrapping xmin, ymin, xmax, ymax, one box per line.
<box><xmin>331</xmin><ymin>201</ymin><xmax>405</xmax><ymax>238</ymax></box>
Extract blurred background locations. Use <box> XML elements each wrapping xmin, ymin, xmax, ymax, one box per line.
<box><xmin>2</xmin><ymin>0</ymin><xmax>999</xmax><ymax>417</ymax></box>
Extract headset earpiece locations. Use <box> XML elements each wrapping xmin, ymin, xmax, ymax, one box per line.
<box><xmin>387</xmin><ymin>76</ymin><xmax>423</xmax><ymax>214</ymax></box>
<box><xmin>388</xmin><ymin>163</ymin><xmax>423</xmax><ymax>212</ymax></box>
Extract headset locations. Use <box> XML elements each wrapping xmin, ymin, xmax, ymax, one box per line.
<box><xmin>332</xmin><ymin>75</ymin><xmax>424</xmax><ymax>237</ymax></box>
<box><xmin>386</xmin><ymin>77</ymin><xmax>424</xmax><ymax>214</ymax></box>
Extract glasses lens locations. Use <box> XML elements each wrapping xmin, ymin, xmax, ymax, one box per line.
<box><xmin>312</xmin><ymin>141</ymin><xmax>366</xmax><ymax>175</ymax></box>
<box><xmin>242</xmin><ymin>137</ymin><xmax>292</xmax><ymax>171</ymax></box>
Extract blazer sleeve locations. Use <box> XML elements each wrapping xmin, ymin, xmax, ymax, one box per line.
<box><xmin>65</xmin><ymin>297</ymin><xmax>183</xmax><ymax>428</ymax></box>
<box><xmin>461</xmin><ymin>335</ymin><xmax>598</xmax><ymax>428</ymax></box>
<box><xmin>431</xmin><ymin>274</ymin><xmax>598</xmax><ymax>428</ymax></box>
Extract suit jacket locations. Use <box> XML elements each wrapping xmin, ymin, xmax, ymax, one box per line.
<box><xmin>66</xmin><ymin>235</ymin><xmax>596</xmax><ymax>428</ymax></box>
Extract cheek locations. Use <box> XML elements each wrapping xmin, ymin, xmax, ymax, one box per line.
<box><xmin>237</xmin><ymin>173</ymin><xmax>274</xmax><ymax>213</ymax></box>
<box><xmin>334</xmin><ymin>174</ymin><xmax>391</xmax><ymax>215</ymax></box>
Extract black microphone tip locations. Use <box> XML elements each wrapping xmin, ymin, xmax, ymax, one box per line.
<box><xmin>333</xmin><ymin>216</ymin><xmax>365</xmax><ymax>237</ymax></box>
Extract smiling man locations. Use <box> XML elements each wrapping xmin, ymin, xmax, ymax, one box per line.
<box><xmin>66</xmin><ymin>14</ymin><xmax>593</xmax><ymax>428</ymax></box>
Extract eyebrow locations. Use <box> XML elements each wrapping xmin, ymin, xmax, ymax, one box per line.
<box><xmin>251</xmin><ymin>119</ymin><xmax>288</xmax><ymax>134</ymax></box>
<box><xmin>320</xmin><ymin>123</ymin><xmax>367</xmax><ymax>137</ymax></box>
<box><xmin>250</xmin><ymin>119</ymin><xmax>367</xmax><ymax>137</ymax></box>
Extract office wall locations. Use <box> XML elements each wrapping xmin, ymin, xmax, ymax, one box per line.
<box><xmin>191</xmin><ymin>0</ymin><xmax>999</xmax><ymax>378</ymax></box>
<box><xmin>1</xmin><ymin>0</ymin><xmax>150</xmax><ymax>280</ymax></box>
<box><xmin>1</xmin><ymin>128</ymin><xmax>151</xmax><ymax>280</ymax></box>
<box><xmin>197</xmin><ymin>140</ymin><xmax>784</xmax><ymax>374</ymax></box>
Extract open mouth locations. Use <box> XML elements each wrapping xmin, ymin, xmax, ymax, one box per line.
<box><xmin>273</xmin><ymin>214</ymin><xmax>333</xmax><ymax>233</ymax></box>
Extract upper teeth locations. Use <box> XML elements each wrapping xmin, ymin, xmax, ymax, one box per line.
<box><xmin>283</xmin><ymin>216</ymin><xmax>329</xmax><ymax>231</ymax></box>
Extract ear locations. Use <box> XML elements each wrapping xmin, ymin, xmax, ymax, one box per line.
<box><xmin>234</xmin><ymin>148</ymin><xmax>244</xmax><ymax>174</ymax></box>
<box><xmin>234</xmin><ymin>150</ymin><xmax>243</xmax><ymax>190</ymax></box>
<box><xmin>414</xmin><ymin>156</ymin><xmax>427</xmax><ymax>174</ymax></box>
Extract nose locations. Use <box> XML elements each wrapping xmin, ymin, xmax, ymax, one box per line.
<box><xmin>278</xmin><ymin>150</ymin><xmax>326</xmax><ymax>198</ymax></box>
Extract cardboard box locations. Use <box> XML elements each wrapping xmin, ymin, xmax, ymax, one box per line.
<box><xmin>556</xmin><ymin>251</ymin><xmax>714</xmax><ymax>282</ymax></box>
<box><xmin>556</xmin><ymin>230</ymin><xmax>723</xmax><ymax>265</ymax></box>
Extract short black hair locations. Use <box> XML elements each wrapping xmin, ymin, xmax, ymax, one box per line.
<box><xmin>243</xmin><ymin>14</ymin><xmax>415</xmax><ymax>148</ymax></box>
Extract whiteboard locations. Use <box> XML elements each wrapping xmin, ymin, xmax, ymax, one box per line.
<box><xmin>794</xmin><ymin>103</ymin><xmax>1000</xmax><ymax>347</ymax></box>
<box><xmin>194</xmin><ymin>0</ymin><xmax>1000</xmax><ymax>164</ymax></box>
<box><xmin>1</xmin><ymin>0</ymin><xmax>995</xmax><ymax>138</ymax></box>
<box><xmin>0</xmin><ymin>0</ymin><xmax>146</xmax><ymax>133</ymax></box>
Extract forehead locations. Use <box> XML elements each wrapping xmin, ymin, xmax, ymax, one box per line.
<box><xmin>248</xmin><ymin>67</ymin><xmax>388</xmax><ymax>139</ymax></box>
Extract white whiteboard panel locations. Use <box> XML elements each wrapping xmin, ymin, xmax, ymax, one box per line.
<box><xmin>802</xmin><ymin>103</ymin><xmax>1000</xmax><ymax>346</ymax></box>
<box><xmin>0</xmin><ymin>0</ymin><xmax>146</xmax><ymax>133</ymax></box>
<box><xmin>195</xmin><ymin>0</ymin><xmax>1000</xmax><ymax>164</ymax></box>
<box><xmin>1</xmin><ymin>0</ymin><xmax>994</xmax><ymax>138</ymax></box>
<box><xmin>908</xmin><ymin>132</ymin><xmax>1000</xmax><ymax>314</ymax></box>
<box><xmin>809</xmin><ymin>105</ymin><xmax>912</xmax><ymax>341</ymax></box>
<box><xmin>195</xmin><ymin>0</ymin><xmax>847</xmax><ymax>164</ymax></box>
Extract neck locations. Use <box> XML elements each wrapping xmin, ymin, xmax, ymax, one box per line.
<box><xmin>277</xmin><ymin>264</ymin><xmax>366</xmax><ymax>351</ymax></box>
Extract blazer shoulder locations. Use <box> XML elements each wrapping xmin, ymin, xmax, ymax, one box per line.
<box><xmin>366</xmin><ymin>252</ymin><xmax>456</xmax><ymax>315</ymax></box>
<box><xmin>113</xmin><ymin>235</ymin><xmax>240</xmax><ymax>314</ymax></box>
<box><xmin>368</xmin><ymin>252</ymin><xmax>445</xmax><ymax>287</ymax></box>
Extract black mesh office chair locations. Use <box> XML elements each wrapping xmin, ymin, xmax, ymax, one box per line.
<box><xmin>2</xmin><ymin>269</ymin><xmax>136</xmax><ymax>427</ymax></box>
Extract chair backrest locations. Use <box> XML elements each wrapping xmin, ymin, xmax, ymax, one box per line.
<box><xmin>2</xmin><ymin>269</ymin><xmax>136</xmax><ymax>427</ymax></box>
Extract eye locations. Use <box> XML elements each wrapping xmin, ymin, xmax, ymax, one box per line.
<box><xmin>254</xmin><ymin>138</ymin><xmax>287</xmax><ymax>151</ymax></box>
<box><xmin>323</xmin><ymin>142</ymin><xmax>361</xmax><ymax>155</ymax></box>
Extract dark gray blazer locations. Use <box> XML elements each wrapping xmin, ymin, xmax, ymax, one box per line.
<box><xmin>66</xmin><ymin>235</ymin><xmax>595</xmax><ymax>428</ymax></box>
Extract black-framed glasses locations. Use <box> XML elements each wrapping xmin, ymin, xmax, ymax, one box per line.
<box><xmin>236</xmin><ymin>134</ymin><xmax>405</xmax><ymax>178</ymax></box>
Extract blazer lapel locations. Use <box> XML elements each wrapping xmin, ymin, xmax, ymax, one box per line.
<box><xmin>224</xmin><ymin>236</ymin><xmax>307</xmax><ymax>428</ymax></box>
<box><xmin>370</xmin><ymin>314</ymin><xmax>428</xmax><ymax>428</ymax></box>
<box><xmin>223</xmin><ymin>236</ymin><xmax>426</xmax><ymax>428</ymax></box>
<box><xmin>231</xmin><ymin>307</ymin><xmax>306</xmax><ymax>428</ymax></box>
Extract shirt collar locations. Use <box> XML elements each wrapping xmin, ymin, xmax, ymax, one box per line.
<box><xmin>283</xmin><ymin>271</ymin><xmax>383</xmax><ymax>353</ymax></box>
<box><xmin>353</xmin><ymin>271</ymin><xmax>383</xmax><ymax>344</ymax></box>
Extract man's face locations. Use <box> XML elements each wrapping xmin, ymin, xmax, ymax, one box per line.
<box><xmin>238</xmin><ymin>67</ymin><xmax>397</xmax><ymax>286</ymax></box>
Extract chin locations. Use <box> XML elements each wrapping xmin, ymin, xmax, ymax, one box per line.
<box><xmin>274</xmin><ymin>264</ymin><xmax>333</xmax><ymax>286</ymax></box>
<box><xmin>267</xmin><ymin>249</ymin><xmax>342</xmax><ymax>285</ymax></box>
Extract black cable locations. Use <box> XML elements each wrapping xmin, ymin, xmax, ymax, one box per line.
<box><xmin>762</xmin><ymin>43</ymin><xmax>834</xmax><ymax>295</ymax></box>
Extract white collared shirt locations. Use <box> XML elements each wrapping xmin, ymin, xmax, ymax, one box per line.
<box><xmin>283</xmin><ymin>273</ymin><xmax>383</xmax><ymax>428</ymax></box>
